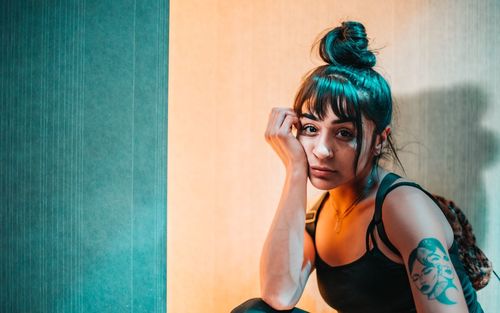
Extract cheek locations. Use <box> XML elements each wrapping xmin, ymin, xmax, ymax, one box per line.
<box><xmin>335</xmin><ymin>141</ymin><xmax>358</xmax><ymax>163</ymax></box>
<box><xmin>298</xmin><ymin>137</ymin><xmax>314</xmax><ymax>153</ymax></box>
<box><xmin>415</xmin><ymin>278</ymin><xmax>424</xmax><ymax>289</ymax></box>
<box><xmin>346</xmin><ymin>137</ymin><xmax>357</xmax><ymax>149</ymax></box>
<box><xmin>354</xmin><ymin>139</ymin><xmax>375</xmax><ymax>168</ymax></box>
<box><xmin>335</xmin><ymin>147</ymin><xmax>355</xmax><ymax>164</ymax></box>
<box><xmin>441</xmin><ymin>265</ymin><xmax>454</xmax><ymax>279</ymax></box>
<box><xmin>423</xmin><ymin>269</ymin><xmax>438</xmax><ymax>284</ymax></box>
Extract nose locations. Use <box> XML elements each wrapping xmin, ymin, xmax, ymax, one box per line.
<box><xmin>312</xmin><ymin>137</ymin><xmax>334</xmax><ymax>160</ymax></box>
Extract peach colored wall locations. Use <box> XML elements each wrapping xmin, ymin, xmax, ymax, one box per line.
<box><xmin>168</xmin><ymin>1</ymin><xmax>500</xmax><ymax>312</ymax></box>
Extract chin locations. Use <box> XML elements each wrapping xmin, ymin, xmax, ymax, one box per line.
<box><xmin>309</xmin><ymin>176</ymin><xmax>339</xmax><ymax>190</ymax></box>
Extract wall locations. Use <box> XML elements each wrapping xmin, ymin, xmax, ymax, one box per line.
<box><xmin>0</xmin><ymin>1</ymin><xmax>168</xmax><ymax>312</ymax></box>
<box><xmin>168</xmin><ymin>1</ymin><xmax>500</xmax><ymax>312</ymax></box>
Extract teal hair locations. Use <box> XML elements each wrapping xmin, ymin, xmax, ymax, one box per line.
<box><xmin>293</xmin><ymin>21</ymin><xmax>404</xmax><ymax>198</ymax></box>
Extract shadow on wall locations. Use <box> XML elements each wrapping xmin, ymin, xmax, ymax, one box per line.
<box><xmin>394</xmin><ymin>84</ymin><xmax>498</xmax><ymax>246</ymax></box>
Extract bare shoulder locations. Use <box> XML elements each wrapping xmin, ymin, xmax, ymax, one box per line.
<box><xmin>381</xmin><ymin>178</ymin><xmax>454</xmax><ymax>253</ymax></box>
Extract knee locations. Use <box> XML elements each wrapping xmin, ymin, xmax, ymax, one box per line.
<box><xmin>231</xmin><ymin>298</ymin><xmax>271</xmax><ymax>313</ymax></box>
<box><xmin>231</xmin><ymin>298</ymin><xmax>307</xmax><ymax>313</ymax></box>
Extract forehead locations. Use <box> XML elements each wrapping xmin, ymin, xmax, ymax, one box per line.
<box><xmin>300</xmin><ymin>105</ymin><xmax>334</xmax><ymax>120</ymax></box>
<box><xmin>300</xmin><ymin>96</ymin><xmax>351</xmax><ymax>116</ymax></box>
<box><xmin>300</xmin><ymin>107</ymin><xmax>374</xmax><ymax>128</ymax></box>
<box><xmin>300</xmin><ymin>105</ymin><xmax>349</xmax><ymax>122</ymax></box>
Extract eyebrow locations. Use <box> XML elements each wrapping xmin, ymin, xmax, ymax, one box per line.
<box><xmin>300</xmin><ymin>113</ymin><xmax>354</xmax><ymax>124</ymax></box>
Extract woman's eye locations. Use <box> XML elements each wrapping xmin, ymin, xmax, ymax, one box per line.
<box><xmin>428</xmin><ymin>255</ymin><xmax>440</xmax><ymax>262</ymax></box>
<box><xmin>337</xmin><ymin>129</ymin><xmax>354</xmax><ymax>139</ymax></box>
<box><xmin>301</xmin><ymin>125</ymin><xmax>317</xmax><ymax>134</ymax></box>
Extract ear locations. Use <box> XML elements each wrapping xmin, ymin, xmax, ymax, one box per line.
<box><xmin>374</xmin><ymin>126</ymin><xmax>391</xmax><ymax>155</ymax></box>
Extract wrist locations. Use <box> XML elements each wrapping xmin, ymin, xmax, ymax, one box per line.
<box><xmin>285</xmin><ymin>164</ymin><xmax>308</xmax><ymax>180</ymax></box>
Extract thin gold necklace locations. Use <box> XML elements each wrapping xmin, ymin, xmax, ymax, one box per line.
<box><xmin>329</xmin><ymin>196</ymin><xmax>358</xmax><ymax>234</ymax></box>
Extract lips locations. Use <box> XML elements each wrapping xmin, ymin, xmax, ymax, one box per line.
<box><xmin>310</xmin><ymin>166</ymin><xmax>335</xmax><ymax>172</ymax></box>
<box><xmin>309</xmin><ymin>166</ymin><xmax>336</xmax><ymax>178</ymax></box>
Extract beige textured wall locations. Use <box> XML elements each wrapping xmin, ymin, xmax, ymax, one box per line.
<box><xmin>168</xmin><ymin>1</ymin><xmax>500</xmax><ymax>312</ymax></box>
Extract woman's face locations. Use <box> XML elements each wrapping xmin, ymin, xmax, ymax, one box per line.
<box><xmin>412</xmin><ymin>260</ymin><xmax>439</xmax><ymax>295</ymax></box>
<box><xmin>411</xmin><ymin>247</ymin><xmax>454</xmax><ymax>297</ymax></box>
<box><xmin>297</xmin><ymin>105</ymin><xmax>376</xmax><ymax>191</ymax></box>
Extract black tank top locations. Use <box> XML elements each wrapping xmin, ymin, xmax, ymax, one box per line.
<box><xmin>306</xmin><ymin>173</ymin><xmax>483</xmax><ymax>313</ymax></box>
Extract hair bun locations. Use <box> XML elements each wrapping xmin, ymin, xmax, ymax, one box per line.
<box><xmin>319</xmin><ymin>21</ymin><xmax>376</xmax><ymax>69</ymax></box>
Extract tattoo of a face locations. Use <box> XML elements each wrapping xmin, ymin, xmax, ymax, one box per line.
<box><xmin>408</xmin><ymin>238</ymin><xmax>457</xmax><ymax>305</ymax></box>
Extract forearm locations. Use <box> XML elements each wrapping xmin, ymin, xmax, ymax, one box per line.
<box><xmin>259</xmin><ymin>168</ymin><xmax>308</xmax><ymax>307</ymax></box>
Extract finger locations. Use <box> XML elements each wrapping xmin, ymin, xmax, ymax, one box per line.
<box><xmin>266</xmin><ymin>108</ymin><xmax>294</xmax><ymax>139</ymax></box>
<box><xmin>265</xmin><ymin>108</ymin><xmax>280</xmax><ymax>141</ymax></box>
<box><xmin>283</xmin><ymin>112</ymin><xmax>302</xmax><ymax>138</ymax></box>
<box><xmin>293</xmin><ymin>118</ymin><xmax>302</xmax><ymax>137</ymax></box>
<box><xmin>280</xmin><ymin>114</ymin><xmax>299</xmax><ymax>136</ymax></box>
<box><xmin>289</xmin><ymin>116</ymin><xmax>303</xmax><ymax>139</ymax></box>
<box><xmin>275</xmin><ymin>109</ymin><xmax>296</xmax><ymax>131</ymax></box>
<box><xmin>276</xmin><ymin>115</ymin><xmax>299</xmax><ymax>156</ymax></box>
<box><xmin>268</xmin><ymin>109</ymin><xmax>294</xmax><ymax>156</ymax></box>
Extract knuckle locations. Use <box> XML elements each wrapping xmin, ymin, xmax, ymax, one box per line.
<box><xmin>276</xmin><ymin>131</ymin><xmax>287</xmax><ymax>139</ymax></box>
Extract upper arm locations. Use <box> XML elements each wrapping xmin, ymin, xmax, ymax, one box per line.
<box><xmin>383</xmin><ymin>187</ymin><xmax>468</xmax><ymax>313</ymax></box>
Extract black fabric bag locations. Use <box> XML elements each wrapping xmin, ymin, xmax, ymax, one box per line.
<box><xmin>426</xmin><ymin>194</ymin><xmax>493</xmax><ymax>290</ymax></box>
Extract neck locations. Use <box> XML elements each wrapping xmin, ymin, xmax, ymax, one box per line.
<box><xmin>328</xmin><ymin>165</ymin><xmax>384</xmax><ymax>214</ymax></box>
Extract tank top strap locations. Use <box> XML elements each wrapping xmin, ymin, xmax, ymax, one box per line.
<box><xmin>373</xmin><ymin>173</ymin><xmax>402</xmax><ymax>223</ymax></box>
<box><xmin>305</xmin><ymin>192</ymin><xmax>329</xmax><ymax>240</ymax></box>
<box><xmin>366</xmin><ymin>172</ymin><xmax>400</xmax><ymax>253</ymax></box>
<box><xmin>367</xmin><ymin>173</ymin><xmax>433</xmax><ymax>256</ymax></box>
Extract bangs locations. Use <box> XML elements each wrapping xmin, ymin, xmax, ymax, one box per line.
<box><xmin>294</xmin><ymin>70</ymin><xmax>361</xmax><ymax>122</ymax></box>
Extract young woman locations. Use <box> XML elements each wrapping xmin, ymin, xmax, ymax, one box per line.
<box><xmin>233</xmin><ymin>21</ymin><xmax>483</xmax><ymax>313</ymax></box>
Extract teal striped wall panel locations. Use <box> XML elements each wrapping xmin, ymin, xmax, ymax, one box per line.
<box><xmin>0</xmin><ymin>1</ymin><xmax>168</xmax><ymax>312</ymax></box>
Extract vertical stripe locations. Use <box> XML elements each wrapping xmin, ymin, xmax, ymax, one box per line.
<box><xmin>0</xmin><ymin>1</ymin><xmax>167</xmax><ymax>312</ymax></box>
<box><xmin>131</xmin><ymin>0</ymin><xmax>137</xmax><ymax>312</ymax></box>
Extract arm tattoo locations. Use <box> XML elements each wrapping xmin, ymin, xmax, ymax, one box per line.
<box><xmin>408</xmin><ymin>238</ymin><xmax>458</xmax><ymax>305</ymax></box>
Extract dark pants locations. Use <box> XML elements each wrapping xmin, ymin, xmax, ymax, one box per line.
<box><xmin>231</xmin><ymin>298</ymin><xmax>309</xmax><ymax>313</ymax></box>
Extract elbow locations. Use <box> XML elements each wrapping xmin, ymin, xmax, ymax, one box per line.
<box><xmin>260</xmin><ymin>289</ymin><xmax>298</xmax><ymax>311</ymax></box>
<box><xmin>261</xmin><ymin>294</ymin><xmax>296</xmax><ymax>311</ymax></box>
